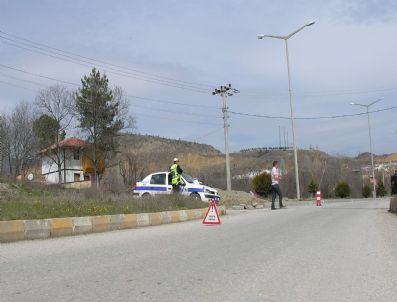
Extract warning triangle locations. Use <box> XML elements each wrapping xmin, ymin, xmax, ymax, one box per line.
<box><xmin>202</xmin><ymin>200</ymin><xmax>221</xmax><ymax>225</ymax></box>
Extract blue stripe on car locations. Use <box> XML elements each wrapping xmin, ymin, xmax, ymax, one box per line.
<box><xmin>188</xmin><ymin>188</ymin><xmax>204</xmax><ymax>193</ymax></box>
<box><xmin>135</xmin><ymin>186</ymin><xmax>167</xmax><ymax>191</ymax></box>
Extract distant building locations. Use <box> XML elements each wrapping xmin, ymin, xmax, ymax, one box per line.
<box><xmin>233</xmin><ymin>169</ymin><xmax>271</xmax><ymax>180</ymax></box>
<box><xmin>40</xmin><ymin>137</ymin><xmax>104</xmax><ymax>184</ymax></box>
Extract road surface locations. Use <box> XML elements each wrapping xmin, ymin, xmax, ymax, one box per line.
<box><xmin>1</xmin><ymin>198</ymin><xmax>396</xmax><ymax>301</ymax></box>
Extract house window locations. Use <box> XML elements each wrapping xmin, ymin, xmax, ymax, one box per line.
<box><xmin>84</xmin><ymin>174</ymin><xmax>90</xmax><ymax>181</ymax></box>
<box><xmin>73</xmin><ymin>150</ymin><xmax>80</xmax><ymax>160</ymax></box>
<box><xmin>74</xmin><ymin>173</ymin><xmax>81</xmax><ymax>182</ymax></box>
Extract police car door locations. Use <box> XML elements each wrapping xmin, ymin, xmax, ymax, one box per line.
<box><xmin>149</xmin><ymin>173</ymin><xmax>168</xmax><ymax>195</ymax></box>
<box><xmin>166</xmin><ymin>172</ymin><xmax>173</xmax><ymax>194</ymax></box>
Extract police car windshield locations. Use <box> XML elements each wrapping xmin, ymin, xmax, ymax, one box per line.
<box><xmin>182</xmin><ymin>173</ymin><xmax>196</xmax><ymax>183</ymax></box>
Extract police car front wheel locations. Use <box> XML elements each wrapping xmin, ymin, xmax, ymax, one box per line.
<box><xmin>190</xmin><ymin>192</ymin><xmax>200</xmax><ymax>200</ymax></box>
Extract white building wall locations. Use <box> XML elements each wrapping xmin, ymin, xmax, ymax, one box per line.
<box><xmin>42</xmin><ymin>148</ymin><xmax>84</xmax><ymax>184</ymax></box>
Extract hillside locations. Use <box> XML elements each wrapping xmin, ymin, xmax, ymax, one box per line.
<box><xmin>102</xmin><ymin>133</ymin><xmax>396</xmax><ymax>199</ymax></box>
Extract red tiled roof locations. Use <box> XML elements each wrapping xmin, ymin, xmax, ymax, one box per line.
<box><xmin>39</xmin><ymin>137</ymin><xmax>88</xmax><ymax>154</ymax></box>
<box><xmin>58</xmin><ymin>137</ymin><xmax>87</xmax><ymax>148</ymax></box>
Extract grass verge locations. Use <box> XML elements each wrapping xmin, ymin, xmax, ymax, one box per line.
<box><xmin>0</xmin><ymin>179</ymin><xmax>208</xmax><ymax>221</ymax></box>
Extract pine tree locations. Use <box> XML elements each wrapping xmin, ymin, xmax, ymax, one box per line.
<box><xmin>376</xmin><ymin>181</ymin><xmax>387</xmax><ymax>197</ymax></box>
<box><xmin>308</xmin><ymin>179</ymin><xmax>319</xmax><ymax>197</ymax></box>
<box><xmin>75</xmin><ymin>68</ymin><xmax>124</xmax><ymax>187</ymax></box>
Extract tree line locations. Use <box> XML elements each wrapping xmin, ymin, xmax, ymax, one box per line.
<box><xmin>0</xmin><ymin>68</ymin><xmax>134</xmax><ymax>187</ymax></box>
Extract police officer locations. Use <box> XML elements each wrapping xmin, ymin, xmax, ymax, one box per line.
<box><xmin>170</xmin><ymin>158</ymin><xmax>184</xmax><ymax>193</ymax></box>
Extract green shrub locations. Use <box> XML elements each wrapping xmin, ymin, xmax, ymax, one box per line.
<box><xmin>376</xmin><ymin>181</ymin><xmax>387</xmax><ymax>197</ymax></box>
<box><xmin>335</xmin><ymin>182</ymin><xmax>351</xmax><ymax>198</ymax></box>
<box><xmin>252</xmin><ymin>172</ymin><xmax>272</xmax><ymax>197</ymax></box>
<box><xmin>308</xmin><ymin>179</ymin><xmax>319</xmax><ymax>197</ymax></box>
<box><xmin>362</xmin><ymin>184</ymin><xmax>371</xmax><ymax>198</ymax></box>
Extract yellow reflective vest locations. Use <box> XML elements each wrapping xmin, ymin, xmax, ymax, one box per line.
<box><xmin>170</xmin><ymin>164</ymin><xmax>181</xmax><ymax>185</ymax></box>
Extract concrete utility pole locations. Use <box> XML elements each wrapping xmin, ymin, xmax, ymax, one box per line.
<box><xmin>212</xmin><ymin>84</ymin><xmax>239</xmax><ymax>191</ymax></box>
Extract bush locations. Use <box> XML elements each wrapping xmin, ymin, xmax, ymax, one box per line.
<box><xmin>252</xmin><ymin>172</ymin><xmax>272</xmax><ymax>197</ymax></box>
<box><xmin>362</xmin><ymin>184</ymin><xmax>371</xmax><ymax>198</ymax></box>
<box><xmin>376</xmin><ymin>181</ymin><xmax>387</xmax><ymax>197</ymax></box>
<box><xmin>308</xmin><ymin>179</ymin><xmax>319</xmax><ymax>197</ymax></box>
<box><xmin>335</xmin><ymin>182</ymin><xmax>351</xmax><ymax>198</ymax></box>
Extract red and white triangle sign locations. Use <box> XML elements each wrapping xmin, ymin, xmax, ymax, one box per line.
<box><xmin>202</xmin><ymin>200</ymin><xmax>221</xmax><ymax>225</ymax></box>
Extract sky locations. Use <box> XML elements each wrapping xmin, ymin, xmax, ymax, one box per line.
<box><xmin>0</xmin><ymin>0</ymin><xmax>396</xmax><ymax>156</ymax></box>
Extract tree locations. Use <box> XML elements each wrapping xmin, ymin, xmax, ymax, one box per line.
<box><xmin>308</xmin><ymin>179</ymin><xmax>319</xmax><ymax>197</ymax></box>
<box><xmin>35</xmin><ymin>85</ymin><xmax>74</xmax><ymax>183</ymax></box>
<box><xmin>74</xmin><ymin>68</ymin><xmax>132</xmax><ymax>187</ymax></box>
<box><xmin>335</xmin><ymin>181</ymin><xmax>351</xmax><ymax>198</ymax></box>
<box><xmin>376</xmin><ymin>181</ymin><xmax>387</xmax><ymax>197</ymax></box>
<box><xmin>0</xmin><ymin>115</ymin><xmax>6</xmax><ymax>175</ymax></box>
<box><xmin>362</xmin><ymin>184</ymin><xmax>371</xmax><ymax>198</ymax></box>
<box><xmin>33</xmin><ymin>114</ymin><xmax>62</xmax><ymax>148</ymax></box>
<box><xmin>6</xmin><ymin>102</ymin><xmax>36</xmax><ymax>177</ymax></box>
<box><xmin>252</xmin><ymin>172</ymin><xmax>272</xmax><ymax>197</ymax></box>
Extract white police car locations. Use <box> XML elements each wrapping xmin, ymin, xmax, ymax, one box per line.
<box><xmin>133</xmin><ymin>172</ymin><xmax>220</xmax><ymax>202</ymax></box>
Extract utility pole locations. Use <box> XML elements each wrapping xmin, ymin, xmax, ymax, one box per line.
<box><xmin>212</xmin><ymin>84</ymin><xmax>239</xmax><ymax>191</ymax></box>
<box><xmin>278</xmin><ymin>125</ymin><xmax>281</xmax><ymax>148</ymax></box>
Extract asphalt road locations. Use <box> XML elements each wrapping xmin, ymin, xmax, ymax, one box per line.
<box><xmin>1</xmin><ymin>198</ymin><xmax>396</xmax><ymax>302</ymax></box>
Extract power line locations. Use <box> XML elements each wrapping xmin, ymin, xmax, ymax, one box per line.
<box><xmin>0</xmin><ymin>65</ymin><xmax>219</xmax><ymax>110</ymax></box>
<box><xmin>0</xmin><ymin>38</ymin><xmax>208</xmax><ymax>93</ymax></box>
<box><xmin>190</xmin><ymin>127</ymin><xmax>224</xmax><ymax>142</ymax></box>
<box><xmin>129</xmin><ymin>101</ymin><xmax>222</xmax><ymax>119</ymax></box>
<box><xmin>229</xmin><ymin>106</ymin><xmax>397</xmax><ymax>120</ymax></box>
<box><xmin>0</xmin><ymin>71</ymin><xmax>48</xmax><ymax>87</ymax></box>
<box><xmin>0</xmin><ymin>63</ymin><xmax>79</xmax><ymax>86</ymax></box>
<box><xmin>0</xmin><ymin>29</ymin><xmax>215</xmax><ymax>88</ymax></box>
<box><xmin>239</xmin><ymin>86</ymin><xmax>397</xmax><ymax>98</ymax></box>
<box><xmin>0</xmin><ymin>31</ymin><xmax>213</xmax><ymax>92</ymax></box>
<box><xmin>0</xmin><ymin>80</ymin><xmax>38</xmax><ymax>91</ymax></box>
<box><xmin>126</xmin><ymin>94</ymin><xmax>220</xmax><ymax>109</ymax></box>
<box><xmin>134</xmin><ymin>112</ymin><xmax>220</xmax><ymax>125</ymax></box>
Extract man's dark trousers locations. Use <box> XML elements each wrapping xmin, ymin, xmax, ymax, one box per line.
<box><xmin>271</xmin><ymin>184</ymin><xmax>283</xmax><ymax>209</ymax></box>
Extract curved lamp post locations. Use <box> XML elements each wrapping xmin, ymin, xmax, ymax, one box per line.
<box><xmin>350</xmin><ymin>98</ymin><xmax>383</xmax><ymax>198</ymax></box>
<box><xmin>257</xmin><ymin>21</ymin><xmax>315</xmax><ymax>200</ymax></box>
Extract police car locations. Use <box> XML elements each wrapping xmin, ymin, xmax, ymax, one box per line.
<box><xmin>132</xmin><ymin>172</ymin><xmax>220</xmax><ymax>202</ymax></box>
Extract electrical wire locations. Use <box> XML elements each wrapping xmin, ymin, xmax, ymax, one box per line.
<box><xmin>0</xmin><ymin>63</ymin><xmax>79</xmax><ymax>86</ymax></box>
<box><xmin>0</xmin><ymin>64</ymin><xmax>220</xmax><ymax>110</ymax></box>
<box><xmin>229</xmin><ymin>106</ymin><xmax>397</xmax><ymax>120</ymax></box>
<box><xmin>134</xmin><ymin>112</ymin><xmax>220</xmax><ymax>125</ymax></box>
<box><xmin>128</xmin><ymin>101</ymin><xmax>222</xmax><ymax>119</ymax></box>
<box><xmin>0</xmin><ymin>71</ymin><xmax>48</xmax><ymax>87</ymax></box>
<box><xmin>0</xmin><ymin>80</ymin><xmax>38</xmax><ymax>91</ymax></box>
<box><xmin>0</xmin><ymin>31</ymin><xmax>214</xmax><ymax>92</ymax></box>
<box><xmin>2</xmin><ymin>63</ymin><xmax>395</xmax><ymax>122</ymax></box>
<box><xmin>0</xmin><ymin>29</ymin><xmax>215</xmax><ymax>88</ymax></box>
<box><xmin>190</xmin><ymin>127</ymin><xmax>224</xmax><ymax>141</ymax></box>
<box><xmin>239</xmin><ymin>87</ymin><xmax>397</xmax><ymax>98</ymax></box>
<box><xmin>0</xmin><ymin>38</ymin><xmax>209</xmax><ymax>93</ymax></box>
<box><xmin>126</xmin><ymin>94</ymin><xmax>220</xmax><ymax>109</ymax></box>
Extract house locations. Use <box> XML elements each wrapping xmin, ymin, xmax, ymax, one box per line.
<box><xmin>40</xmin><ymin>137</ymin><xmax>104</xmax><ymax>185</ymax></box>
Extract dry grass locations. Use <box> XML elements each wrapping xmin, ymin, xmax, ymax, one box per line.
<box><xmin>0</xmin><ymin>178</ymin><xmax>207</xmax><ymax>221</ymax></box>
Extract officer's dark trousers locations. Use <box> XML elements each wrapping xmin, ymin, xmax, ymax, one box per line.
<box><xmin>172</xmin><ymin>184</ymin><xmax>181</xmax><ymax>194</ymax></box>
<box><xmin>271</xmin><ymin>184</ymin><xmax>283</xmax><ymax>208</ymax></box>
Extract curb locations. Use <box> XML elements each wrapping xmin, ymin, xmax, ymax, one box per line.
<box><xmin>0</xmin><ymin>206</ymin><xmax>226</xmax><ymax>243</ymax></box>
<box><xmin>390</xmin><ymin>196</ymin><xmax>397</xmax><ymax>213</ymax></box>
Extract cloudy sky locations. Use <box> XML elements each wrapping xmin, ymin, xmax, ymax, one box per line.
<box><xmin>1</xmin><ymin>0</ymin><xmax>396</xmax><ymax>156</ymax></box>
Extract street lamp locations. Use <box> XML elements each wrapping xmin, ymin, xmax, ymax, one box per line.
<box><xmin>257</xmin><ymin>20</ymin><xmax>315</xmax><ymax>200</ymax></box>
<box><xmin>350</xmin><ymin>98</ymin><xmax>383</xmax><ymax>198</ymax></box>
